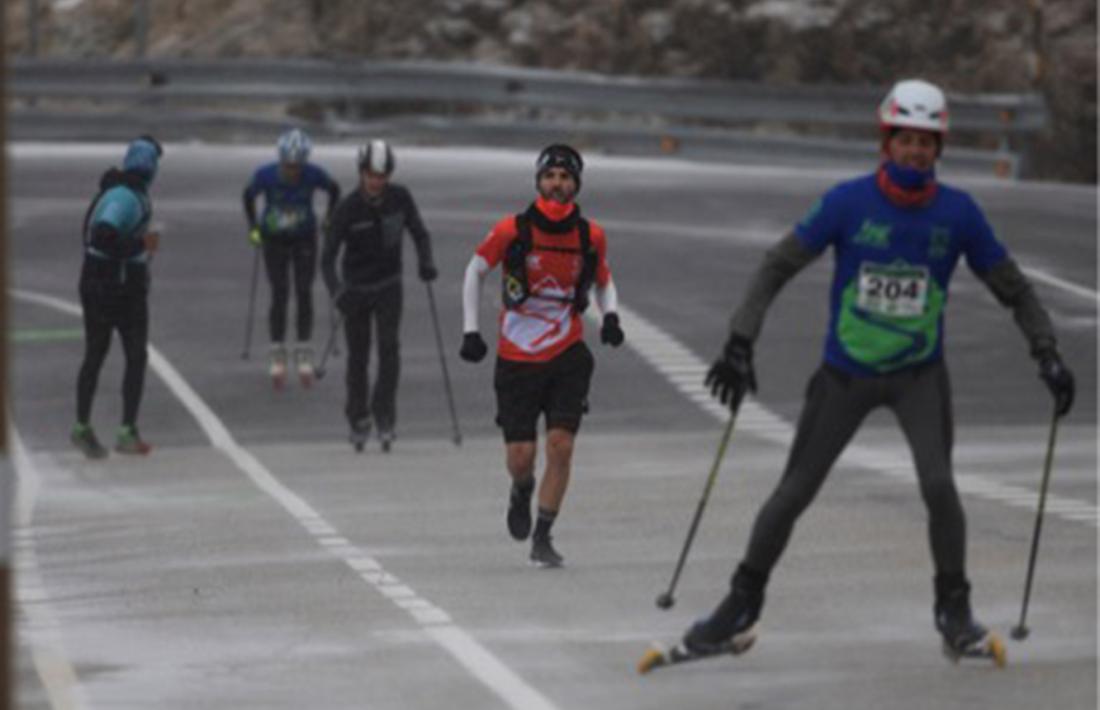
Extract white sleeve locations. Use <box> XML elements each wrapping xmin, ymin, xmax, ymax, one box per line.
<box><xmin>595</xmin><ymin>277</ymin><xmax>619</xmax><ymax>316</ymax></box>
<box><xmin>463</xmin><ymin>255</ymin><xmax>491</xmax><ymax>333</ymax></box>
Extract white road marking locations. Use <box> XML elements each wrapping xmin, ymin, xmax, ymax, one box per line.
<box><xmin>1021</xmin><ymin>266</ymin><xmax>1099</xmax><ymax>303</ymax></box>
<box><xmin>597</xmin><ymin>302</ymin><xmax>1098</xmax><ymax>528</ymax></box>
<box><xmin>10</xmin><ymin>426</ymin><xmax>93</xmax><ymax>710</ymax></box>
<box><xmin>11</xmin><ymin>288</ymin><xmax>561</xmax><ymax>710</ymax></box>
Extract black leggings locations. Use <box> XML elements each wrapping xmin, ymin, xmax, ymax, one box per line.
<box><xmin>263</xmin><ymin>237</ymin><xmax>317</xmax><ymax>343</ymax></box>
<box><xmin>343</xmin><ymin>283</ymin><xmax>403</xmax><ymax>431</ymax></box>
<box><xmin>76</xmin><ymin>280</ymin><xmax>149</xmax><ymax>428</ymax></box>
<box><xmin>743</xmin><ymin>361</ymin><xmax>967</xmax><ymax>579</ymax></box>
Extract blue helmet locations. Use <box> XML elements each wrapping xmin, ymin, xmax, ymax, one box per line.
<box><xmin>277</xmin><ymin>128</ymin><xmax>312</xmax><ymax>165</ymax></box>
<box><xmin>123</xmin><ymin>135</ymin><xmax>162</xmax><ymax>183</ymax></box>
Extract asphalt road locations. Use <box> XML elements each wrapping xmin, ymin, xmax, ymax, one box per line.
<box><xmin>8</xmin><ymin>143</ymin><xmax>1097</xmax><ymax>710</ymax></box>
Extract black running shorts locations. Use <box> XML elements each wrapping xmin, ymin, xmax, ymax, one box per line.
<box><xmin>494</xmin><ymin>341</ymin><xmax>595</xmax><ymax>442</ymax></box>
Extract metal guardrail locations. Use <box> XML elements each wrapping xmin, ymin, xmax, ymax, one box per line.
<box><xmin>8</xmin><ymin>58</ymin><xmax>1045</xmax><ymax>176</ymax></box>
<box><xmin>9</xmin><ymin>58</ymin><xmax>1047</xmax><ymax>133</ymax></box>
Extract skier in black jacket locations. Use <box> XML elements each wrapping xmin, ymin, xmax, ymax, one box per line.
<box><xmin>321</xmin><ymin>140</ymin><xmax>437</xmax><ymax>452</ymax></box>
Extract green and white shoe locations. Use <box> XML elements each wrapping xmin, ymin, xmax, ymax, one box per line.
<box><xmin>71</xmin><ymin>423</ymin><xmax>108</xmax><ymax>460</ymax></box>
<box><xmin>115</xmin><ymin>425</ymin><xmax>152</xmax><ymax>455</ymax></box>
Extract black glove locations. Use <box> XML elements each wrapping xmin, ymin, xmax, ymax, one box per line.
<box><xmin>460</xmin><ymin>332</ymin><xmax>488</xmax><ymax>363</ymax></box>
<box><xmin>419</xmin><ymin>263</ymin><xmax>438</xmax><ymax>282</ymax></box>
<box><xmin>600</xmin><ymin>313</ymin><xmax>624</xmax><ymax>347</ymax></box>
<box><xmin>705</xmin><ymin>334</ymin><xmax>757</xmax><ymax>411</ymax></box>
<box><xmin>1037</xmin><ymin>348</ymin><xmax>1075</xmax><ymax>417</ymax></box>
<box><xmin>333</xmin><ymin>289</ymin><xmax>355</xmax><ymax>316</ymax></box>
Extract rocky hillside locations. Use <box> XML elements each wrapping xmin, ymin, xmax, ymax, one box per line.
<box><xmin>6</xmin><ymin>0</ymin><xmax>1096</xmax><ymax>182</ymax></box>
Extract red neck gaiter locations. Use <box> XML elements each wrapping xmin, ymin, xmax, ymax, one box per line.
<box><xmin>535</xmin><ymin>195</ymin><xmax>576</xmax><ymax>222</ymax></box>
<box><xmin>876</xmin><ymin>162</ymin><xmax>938</xmax><ymax>209</ymax></box>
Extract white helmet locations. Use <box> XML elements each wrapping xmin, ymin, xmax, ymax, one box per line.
<box><xmin>358</xmin><ymin>139</ymin><xmax>395</xmax><ymax>175</ymax></box>
<box><xmin>878</xmin><ymin>79</ymin><xmax>949</xmax><ymax>133</ymax></box>
<box><xmin>277</xmin><ymin>128</ymin><xmax>312</xmax><ymax>164</ymax></box>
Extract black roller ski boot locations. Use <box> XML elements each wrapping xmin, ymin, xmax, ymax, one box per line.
<box><xmin>934</xmin><ymin>574</ymin><xmax>1006</xmax><ymax>668</ymax></box>
<box><xmin>349</xmin><ymin>417</ymin><xmax>372</xmax><ymax>453</ymax></box>
<box><xmin>379</xmin><ymin>428</ymin><xmax>395</xmax><ymax>454</ymax></box>
<box><xmin>638</xmin><ymin>564</ymin><xmax>765</xmax><ymax>674</ymax></box>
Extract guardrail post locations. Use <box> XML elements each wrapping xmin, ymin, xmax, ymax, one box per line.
<box><xmin>134</xmin><ymin>0</ymin><xmax>148</xmax><ymax>58</ymax></box>
<box><xmin>24</xmin><ymin>0</ymin><xmax>38</xmax><ymax>57</ymax></box>
<box><xmin>994</xmin><ymin>108</ymin><xmax>1018</xmax><ymax>179</ymax></box>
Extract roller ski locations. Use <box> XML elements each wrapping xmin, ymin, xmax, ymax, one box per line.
<box><xmin>637</xmin><ymin>632</ymin><xmax>756</xmax><ymax>674</ymax></box>
<box><xmin>640</xmin><ymin>564</ymin><xmax>764</xmax><ymax>674</ymax></box>
<box><xmin>935</xmin><ymin>580</ymin><xmax>1006</xmax><ymax>668</ymax></box>
<box><xmin>269</xmin><ymin>343</ymin><xmax>288</xmax><ymax>391</ymax></box>
<box><xmin>349</xmin><ymin>417</ymin><xmax>372</xmax><ymax>453</ymax></box>
<box><xmin>295</xmin><ymin>345</ymin><xmax>315</xmax><ymax>389</ymax></box>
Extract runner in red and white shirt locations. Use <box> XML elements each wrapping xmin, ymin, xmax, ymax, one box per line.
<box><xmin>460</xmin><ymin>144</ymin><xmax>624</xmax><ymax>568</ymax></box>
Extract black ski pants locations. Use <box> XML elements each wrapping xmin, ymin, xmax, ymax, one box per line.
<box><xmin>263</xmin><ymin>236</ymin><xmax>317</xmax><ymax>343</ymax></box>
<box><xmin>742</xmin><ymin>360</ymin><xmax>967</xmax><ymax>580</ymax></box>
<box><xmin>343</xmin><ymin>282</ymin><xmax>403</xmax><ymax>432</ymax></box>
<box><xmin>76</xmin><ymin>265</ymin><xmax>149</xmax><ymax>428</ymax></box>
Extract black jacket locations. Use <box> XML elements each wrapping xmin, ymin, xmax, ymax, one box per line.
<box><xmin>321</xmin><ymin>183</ymin><xmax>434</xmax><ymax>294</ymax></box>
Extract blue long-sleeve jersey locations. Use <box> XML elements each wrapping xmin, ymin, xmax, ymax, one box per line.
<box><xmin>795</xmin><ymin>173</ymin><xmax>1008</xmax><ymax>375</ymax></box>
<box><xmin>243</xmin><ymin>162</ymin><xmax>340</xmax><ymax>241</ymax></box>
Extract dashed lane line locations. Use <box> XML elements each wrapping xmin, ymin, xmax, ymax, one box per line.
<box><xmin>10</xmin><ymin>426</ymin><xmax>92</xmax><ymax>710</ymax></box>
<box><xmin>598</xmin><ymin>302</ymin><xmax>1098</xmax><ymax>528</ymax></box>
<box><xmin>12</xmin><ymin>287</ymin><xmax>561</xmax><ymax>710</ymax></box>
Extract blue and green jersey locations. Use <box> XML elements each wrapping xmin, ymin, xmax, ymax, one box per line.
<box><xmin>244</xmin><ymin>162</ymin><xmax>336</xmax><ymax>240</ymax></box>
<box><xmin>795</xmin><ymin>173</ymin><xmax>1007</xmax><ymax>376</ymax></box>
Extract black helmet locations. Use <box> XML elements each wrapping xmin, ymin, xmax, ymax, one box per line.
<box><xmin>536</xmin><ymin>144</ymin><xmax>583</xmax><ymax>191</ymax></box>
<box><xmin>358</xmin><ymin>139</ymin><xmax>395</xmax><ymax>175</ymax></box>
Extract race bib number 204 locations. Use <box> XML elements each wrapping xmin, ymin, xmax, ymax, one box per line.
<box><xmin>856</xmin><ymin>262</ymin><xmax>929</xmax><ymax>318</ymax></box>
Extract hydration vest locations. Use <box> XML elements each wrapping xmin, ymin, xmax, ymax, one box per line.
<box><xmin>502</xmin><ymin>208</ymin><xmax>597</xmax><ymax>313</ymax></box>
<box><xmin>81</xmin><ymin>168</ymin><xmax>152</xmax><ymax>262</ymax></box>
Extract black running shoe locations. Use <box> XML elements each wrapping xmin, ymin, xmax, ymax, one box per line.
<box><xmin>507</xmin><ymin>479</ymin><xmax>534</xmax><ymax>540</ymax></box>
<box><xmin>529</xmin><ymin>534</ymin><xmax>564</xmax><ymax>568</ymax></box>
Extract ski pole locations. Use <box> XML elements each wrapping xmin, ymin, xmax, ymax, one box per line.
<box><xmin>656</xmin><ymin>401</ymin><xmax>740</xmax><ymax>610</ymax></box>
<box><xmin>314</xmin><ymin>310</ymin><xmax>343</xmax><ymax>381</ymax></box>
<box><xmin>241</xmin><ymin>247</ymin><xmax>260</xmax><ymax>360</ymax></box>
<box><xmin>330</xmin><ymin>300</ymin><xmax>341</xmax><ymax>358</ymax></box>
<box><xmin>425</xmin><ymin>282</ymin><xmax>462</xmax><ymax>446</ymax></box>
<box><xmin>1010</xmin><ymin>406</ymin><xmax>1061</xmax><ymax>641</ymax></box>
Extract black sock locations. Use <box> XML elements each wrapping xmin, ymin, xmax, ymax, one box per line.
<box><xmin>533</xmin><ymin>507</ymin><xmax>557</xmax><ymax>540</ymax></box>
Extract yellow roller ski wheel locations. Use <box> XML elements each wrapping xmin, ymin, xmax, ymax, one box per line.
<box><xmin>637</xmin><ymin>647</ymin><xmax>664</xmax><ymax>675</ymax></box>
<box><xmin>989</xmin><ymin>633</ymin><xmax>1007</xmax><ymax>669</ymax></box>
